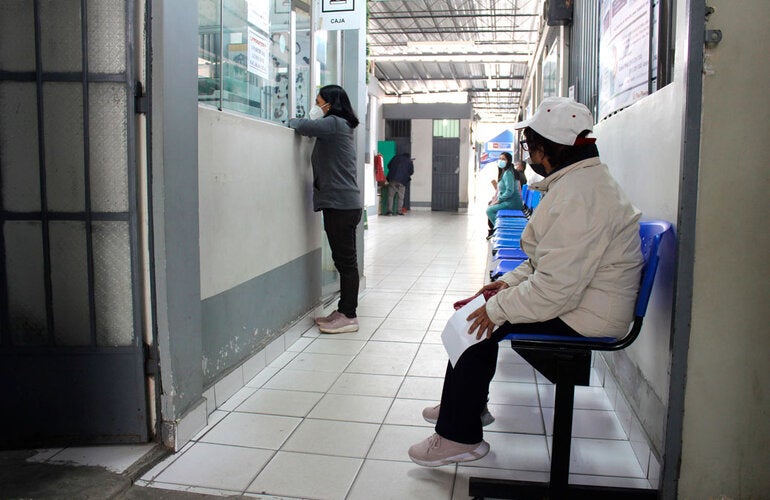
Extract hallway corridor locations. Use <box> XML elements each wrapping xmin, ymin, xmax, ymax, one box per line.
<box><xmin>129</xmin><ymin>208</ymin><xmax>653</xmax><ymax>498</ymax></box>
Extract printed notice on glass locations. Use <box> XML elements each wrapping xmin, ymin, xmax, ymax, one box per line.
<box><xmin>441</xmin><ymin>294</ymin><xmax>496</xmax><ymax>367</ymax></box>
<box><xmin>247</xmin><ymin>27</ymin><xmax>269</xmax><ymax>79</ymax></box>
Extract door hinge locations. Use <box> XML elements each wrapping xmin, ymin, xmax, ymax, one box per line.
<box><xmin>144</xmin><ymin>343</ymin><xmax>158</xmax><ymax>376</ymax></box>
<box><xmin>704</xmin><ymin>6</ymin><xmax>722</xmax><ymax>47</ymax></box>
<box><xmin>135</xmin><ymin>81</ymin><xmax>148</xmax><ymax>114</ymax></box>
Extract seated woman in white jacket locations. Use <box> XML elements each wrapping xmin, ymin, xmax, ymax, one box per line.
<box><xmin>409</xmin><ymin>97</ymin><xmax>644</xmax><ymax>467</ymax></box>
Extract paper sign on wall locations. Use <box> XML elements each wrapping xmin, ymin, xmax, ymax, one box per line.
<box><xmin>247</xmin><ymin>27</ymin><xmax>269</xmax><ymax>79</ymax></box>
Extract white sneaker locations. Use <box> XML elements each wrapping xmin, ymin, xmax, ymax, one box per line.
<box><xmin>318</xmin><ymin>313</ymin><xmax>359</xmax><ymax>334</ymax></box>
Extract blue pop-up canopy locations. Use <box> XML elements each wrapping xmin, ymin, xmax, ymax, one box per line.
<box><xmin>480</xmin><ymin>129</ymin><xmax>515</xmax><ymax>166</ymax></box>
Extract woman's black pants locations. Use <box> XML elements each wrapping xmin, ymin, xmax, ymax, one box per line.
<box><xmin>435</xmin><ymin>317</ymin><xmax>582</xmax><ymax>444</ymax></box>
<box><xmin>322</xmin><ymin>208</ymin><xmax>362</xmax><ymax>318</ymax></box>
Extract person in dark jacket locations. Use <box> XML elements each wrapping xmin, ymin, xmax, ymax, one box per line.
<box><xmin>288</xmin><ymin>85</ymin><xmax>361</xmax><ymax>334</ymax></box>
<box><xmin>385</xmin><ymin>153</ymin><xmax>414</xmax><ymax>215</ymax></box>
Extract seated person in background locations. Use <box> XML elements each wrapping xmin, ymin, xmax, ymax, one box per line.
<box><xmin>485</xmin><ymin>152</ymin><xmax>524</xmax><ymax>239</ymax></box>
<box><xmin>409</xmin><ymin>97</ymin><xmax>644</xmax><ymax>467</ymax></box>
<box><xmin>513</xmin><ymin>160</ymin><xmax>528</xmax><ymax>191</ymax></box>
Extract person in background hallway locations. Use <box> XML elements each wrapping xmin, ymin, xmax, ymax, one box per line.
<box><xmin>385</xmin><ymin>152</ymin><xmax>414</xmax><ymax>215</ymax></box>
<box><xmin>513</xmin><ymin>160</ymin><xmax>528</xmax><ymax>191</ymax></box>
<box><xmin>408</xmin><ymin>97</ymin><xmax>643</xmax><ymax>468</ymax></box>
<box><xmin>485</xmin><ymin>152</ymin><xmax>524</xmax><ymax>239</ymax></box>
<box><xmin>288</xmin><ymin>85</ymin><xmax>361</xmax><ymax>334</ymax></box>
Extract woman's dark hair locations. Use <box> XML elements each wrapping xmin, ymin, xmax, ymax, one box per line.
<box><xmin>318</xmin><ymin>85</ymin><xmax>359</xmax><ymax>128</ymax></box>
<box><xmin>523</xmin><ymin>127</ymin><xmax>593</xmax><ymax>169</ymax></box>
<box><xmin>497</xmin><ymin>152</ymin><xmax>513</xmax><ymax>180</ymax></box>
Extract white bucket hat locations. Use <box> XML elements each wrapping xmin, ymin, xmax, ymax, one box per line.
<box><xmin>513</xmin><ymin>97</ymin><xmax>594</xmax><ymax>146</ymax></box>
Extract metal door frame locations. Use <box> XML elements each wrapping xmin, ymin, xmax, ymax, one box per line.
<box><xmin>0</xmin><ymin>0</ymin><xmax>148</xmax><ymax>446</ymax></box>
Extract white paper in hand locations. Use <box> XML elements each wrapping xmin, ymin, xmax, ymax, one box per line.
<box><xmin>441</xmin><ymin>294</ymin><xmax>496</xmax><ymax>367</ymax></box>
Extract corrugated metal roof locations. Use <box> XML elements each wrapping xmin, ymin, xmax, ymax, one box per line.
<box><xmin>368</xmin><ymin>0</ymin><xmax>543</xmax><ymax>122</ymax></box>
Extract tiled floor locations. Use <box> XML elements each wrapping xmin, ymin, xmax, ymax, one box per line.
<box><xmin>21</xmin><ymin>207</ymin><xmax>654</xmax><ymax>498</ymax></box>
<box><xmin>131</xmin><ymin>207</ymin><xmax>652</xmax><ymax>498</ymax></box>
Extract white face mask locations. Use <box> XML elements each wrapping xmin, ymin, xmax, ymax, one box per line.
<box><xmin>308</xmin><ymin>104</ymin><xmax>326</xmax><ymax>120</ymax></box>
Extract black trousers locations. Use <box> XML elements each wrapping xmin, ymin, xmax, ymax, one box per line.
<box><xmin>435</xmin><ymin>317</ymin><xmax>583</xmax><ymax>444</ymax></box>
<box><xmin>322</xmin><ymin>208</ymin><xmax>362</xmax><ymax>318</ymax></box>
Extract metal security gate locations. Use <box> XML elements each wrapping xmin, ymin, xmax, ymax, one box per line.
<box><xmin>431</xmin><ymin>120</ymin><xmax>460</xmax><ymax>211</ymax></box>
<box><xmin>0</xmin><ymin>0</ymin><xmax>147</xmax><ymax>446</ymax></box>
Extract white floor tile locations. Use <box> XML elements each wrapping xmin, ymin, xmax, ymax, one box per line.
<box><xmin>470</xmin><ymin>432</ymin><xmax>550</xmax><ymax>472</ymax></box>
<box><xmin>488</xmin><ymin>381</ymin><xmax>540</xmax><ymax>407</ymax></box>
<box><xmin>367</xmin><ymin>424</ymin><xmax>433</xmax><ymax>462</ymax></box>
<box><xmin>384</xmin><ymin>398</ymin><xmax>437</xmax><ymax>427</ymax></box>
<box><xmin>359</xmin><ymin>340</ymin><xmax>419</xmax><ymax>357</ymax></box>
<box><xmin>485</xmin><ymin>404</ymin><xmax>545</xmax><ymax>435</ymax></box>
<box><xmin>396</xmin><ymin>376</ymin><xmax>444</xmax><ymax>400</ymax></box>
<box><xmin>307</xmin><ymin>393</ymin><xmax>393</xmax><ymax>423</ymax></box>
<box><xmin>542</xmin><ymin>407</ymin><xmax>628</xmax><ymax>439</ymax></box>
<box><xmin>246</xmin><ymin>451</ymin><xmax>362</xmax><ymax>499</ymax></box>
<box><xmin>199</xmin><ymin>412</ymin><xmax>301</xmax><ymax>450</ymax></box>
<box><xmin>218</xmin><ymin>385</ymin><xmax>257</xmax><ymax>412</ymax></box>
<box><xmin>283</xmin><ymin>351</ymin><xmax>354</xmax><ymax>373</ymax></box>
<box><xmin>347</xmin><ymin>459</ymin><xmax>455</xmax><ymax>500</ymax></box>
<box><xmin>245</xmin><ymin>366</ymin><xmax>280</xmax><ymax>389</ymax></box>
<box><xmin>151</xmin><ymin>442</ymin><xmax>273</xmax><ymax>491</ymax></box>
<box><xmin>493</xmin><ymin>362</ymin><xmax>537</xmax><ymax>383</ymax></box>
<box><xmin>328</xmin><ymin>372</ymin><xmax>404</xmax><ymax>398</ymax></box>
<box><xmin>262</xmin><ymin>368</ymin><xmax>339</xmax><ymax>392</ymax></box>
<box><xmin>346</xmin><ymin>354</ymin><xmax>414</xmax><ymax>376</ymax></box>
<box><xmin>303</xmin><ymin>338</ymin><xmax>366</xmax><ymax>355</ymax></box>
<box><xmin>237</xmin><ymin>388</ymin><xmax>324</xmax><ymax>417</ymax></box>
<box><xmin>370</xmin><ymin>327</ymin><xmax>426</xmax><ymax>343</ymax></box>
<box><xmin>280</xmin><ymin>419</ymin><xmax>380</xmax><ymax>458</ymax></box>
<box><xmin>569</xmin><ymin>438</ymin><xmax>646</xmax><ymax>478</ymax></box>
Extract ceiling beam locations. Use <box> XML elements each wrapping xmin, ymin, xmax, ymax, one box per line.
<box><xmin>377</xmin><ymin>75</ymin><xmax>524</xmax><ymax>82</ymax></box>
<box><xmin>370</xmin><ymin>54</ymin><xmax>530</xmax><ymax>63</ymax></box>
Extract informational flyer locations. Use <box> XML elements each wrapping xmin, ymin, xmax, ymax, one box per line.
<box><xmin>598</xmin><ymin>0</ymin><xmax>651</xmax><ymax>119</ymax></box>
<box><xmin>247</xmin><ymin>27</ymin><xmax>269</xmax><ymax>79</ymax></box>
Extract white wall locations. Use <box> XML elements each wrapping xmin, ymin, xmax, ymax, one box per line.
<box><xmin>411</xmin><ymin>119</ymin><xmax>433</xmax><ymax>204</ymax></box>
<box><xmin>198</xmin><ymin>106</ymin><xmax>322</xmax><ymax>300</ymax></box>
<box><xmin>677</xmin><ymin>1</ymin><xmax>770</xmax><ymax>497</ymax></box>
<box><xmin>593</xmin><ymin>82</ymin><xmax>683</xmax><ymax>403</ymax></box>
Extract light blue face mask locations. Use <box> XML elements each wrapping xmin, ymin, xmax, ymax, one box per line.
<box><xmin>497</xmin><ymin>159</ymin><xmax>507</xmax><ymax>169</ymax></box>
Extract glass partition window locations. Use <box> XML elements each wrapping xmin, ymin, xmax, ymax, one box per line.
<box><xmin>198</xmin><ymin>0</ymin><xmax>315</xmax><ymax>123</ymax></box>
<box><xmin>315</xmin><ymin>29</ymin><xmax>340</xmax><ymax>87</ymax></box>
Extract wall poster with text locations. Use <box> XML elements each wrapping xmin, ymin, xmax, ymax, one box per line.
<box><xmin>598</xmin><ymin>0</ymin><xmax>651</xmax><ymax>120</ymax></box>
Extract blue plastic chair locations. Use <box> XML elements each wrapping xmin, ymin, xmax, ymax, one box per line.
<box><xmin>489</xmin><ymin>258</ymin><xmax>527</xmax><ymax>281</ymax></box>
<box><xmin>495</xmin><ymin>248</ymin><xmax>527</xmax><ymax>260</ymax></box>
<box><xmin>470</xmin><ymin>220</ymin><xmax>672</xmax><ymax>499</ymax></box>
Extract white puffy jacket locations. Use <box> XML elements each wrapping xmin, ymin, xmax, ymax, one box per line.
<box><xmin>485</xmin><ymin>157</ymin><xmax>643</xmax><ymax>338</ymax></box>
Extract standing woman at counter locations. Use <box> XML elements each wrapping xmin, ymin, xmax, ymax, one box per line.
<box><xmin>289</xmin><ymin>85</ymin><xmax>362</xmax><ymax>334</ymax></box>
